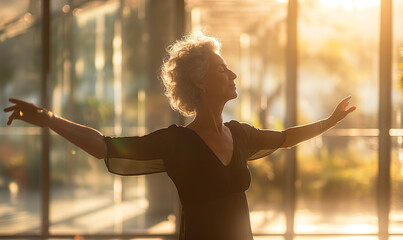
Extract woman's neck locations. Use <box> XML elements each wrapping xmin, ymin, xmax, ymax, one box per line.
<box><xmin>188</xmin><ymin>103</ymin><xmax>225</xmax><ymax>134</ymax></box>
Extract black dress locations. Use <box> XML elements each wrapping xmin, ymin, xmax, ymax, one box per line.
<box><xmin>104</xmin><ymin>120</ymin><xmax>286</xmax><ymax>240</ymax></box>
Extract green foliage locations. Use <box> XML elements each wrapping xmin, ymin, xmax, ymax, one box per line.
<box><xmin>298</xmin><ymin>145</ymin><xmax>377</xmax><ymax>213</ymax></box>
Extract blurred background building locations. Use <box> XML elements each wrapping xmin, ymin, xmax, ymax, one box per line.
<box><xmin>0</xmin><ymin>0</ymin><xmax>402</xmax><ymax>239</ymax></box>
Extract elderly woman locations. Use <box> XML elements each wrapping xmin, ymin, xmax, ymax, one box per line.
<box><xmin>4</xmin><ymin>33</ymin><xmax>355</xmax><ymax>240</ymax></box>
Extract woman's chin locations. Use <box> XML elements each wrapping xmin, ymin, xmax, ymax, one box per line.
<box><xmin>229</xmin><ymin>91</ymin><xmax>238</xmax><ymax>100</ymax></box>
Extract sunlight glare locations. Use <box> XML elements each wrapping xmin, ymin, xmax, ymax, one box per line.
<box><xmin>319</xmin><ymin>0</ymin><xmax>379</xmax><ymax>10</ymax></box>
<box><xmin>8</xmin><ymin>182</ymin><xmax>18</xmax><ymax>195</ymax></box>
<box><xmin>295</xmin><ymin>237</ymin><xmax>378</xmax><ymax>240</ymax></box>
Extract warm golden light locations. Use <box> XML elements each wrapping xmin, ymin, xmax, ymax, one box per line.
<box><xmin>62</xmin><ymin>4</ymin><xmax>70</xmax><ymax>13</ymax></box>
<box><xmin>191</xmin><ymin>7</ymin><xmax>201</xmax><ymax>33</ymax></box>
<box><xmin>319</xmin><ymin>0</ymin><xmax>379</xmax><ymax>10</ymax></box>
<box><xmin>23</xmin><ymin>12</ymin><xmax>31</xmax><ymax>23</ymax></box>
<box><xmin>8</xmin><ymin>182</ymin><xmax>18</xmax><ymax>195</ymax></box>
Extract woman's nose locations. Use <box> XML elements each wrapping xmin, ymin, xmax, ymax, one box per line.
<box><xmin>229</xmin><ymin>69</ymin><xmax>237</xmax><ymax>80</ymax></box>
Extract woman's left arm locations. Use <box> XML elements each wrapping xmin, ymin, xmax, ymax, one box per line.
<box><xmin>280</xmin><ymin>96</ymin><xmax>356</xmax><ymax>149</ymax></box>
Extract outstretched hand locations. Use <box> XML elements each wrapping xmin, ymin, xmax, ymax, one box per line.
<box><xmin>329</xmin><ymin>96</ymin><xmax>356</xmax><ymax>124</ymax></box>
<box><xmin>3</xmin><ymin>98</ymin><xmax>53</xmax><ymax>127</ymax></box>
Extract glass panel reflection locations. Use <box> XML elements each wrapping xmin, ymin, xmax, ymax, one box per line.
<box><xmin>298</xmin><ymin>0</ymin><xmax>380</xmax><ymax>129</ymax></box>
<box><xmin>254</xmin><ymin>237</ymin><xmax>284</xmax><ymax>240</ymax></box>
<box><xmin>0</xmin><ymin>136</ymin><xmax>42</xmax><ymax>234</ymax></box>
<box><xmin>0</xmin><ymin>0</ymin><xmax>42</xmax><ymax>234</ymax></box>
<box><xmin>390</xmin><ymin>237</ymin><xmax>403</xmax><ymax>240</ymax></box>
<box><xmin>392</xmin><ymin>0</ymin><xmax>403</xmax><ymax>130</ymax></box>
<box><xmin>49</xmin><ymin>0</ymin><xmax>177</xmax><ymax>234</ymax></box>
<box><xmin>297</xmin><ymin>0</ymin><xmax>379</xmax><ymax>234</ymax></box>
<box><xmin>295</xmin><ymin>136</ymin><xmax>378</xmax><ymax>234</ymax></box>
<box><xmin>295</xmin><ymin>237</ymin><xmax>378</xmax><ymax>240</ymax></box>
<box><xmin>391</xmin><ymin>0</ymin><xmax>403</xmax><ymax>235</ymax></box>
<box><xmin>248</xmin><ymin>153</ymin><xmax>287</xmax><ymax>234</ymax></box>
<box><xmin>391</xmin><ymin>136</ymin><xmax>403</xmax><ymax>233</ymax></box>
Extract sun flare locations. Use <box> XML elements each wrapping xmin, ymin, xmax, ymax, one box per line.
<box><xmin>319</xmin><ymin>0</ymin><xmax>379</xmax><ymax>10</ymax></box>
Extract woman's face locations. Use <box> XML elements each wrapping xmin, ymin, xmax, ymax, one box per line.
<box><xmin>202</xmin><ymin>53</ymin><xmax>238</xmax><ymax>103</ymax></box>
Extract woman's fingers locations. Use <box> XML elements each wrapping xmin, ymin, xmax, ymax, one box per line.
<box><xmin>4</xmin><ymin>98</ymin><xmax>50</xmax><ymax>127</ymax></box>
<box><xmin>9</xmin><ymin>98</ymin><xmax>27</xmax><ymax>104</ymax></box>
<box><xmin>7</xmin><ymin>110</ymin><xmax>19</xmax><ymax>125</ymax></box>
<box><xmin>329</xmin><ymin>96</ymin><xmax>356</xmax><ymax>124</ymax></box>
<box><xmin>5</xmin><ymin>98</ymin><xmax>38</xmax><ymax>113</ymax></box>
<box><xmin>4</xmin><ymin>98</ymin><xmax>37</xmax><ymax>125</ymax></box>
<box><xmin>4</xmin><ymin>98</ymin><xmax>26</xmax><ymax>113</ymax></box>
<box><xmin>3</xmin><ymin>105</ymin><xmax>17</xmax><ymax>112</ymax></box>
<box><xmin>3</xmin><ymin>99</ymin><xmax>21</xmax><ymax>112</ymax></box>
<box><xmin>340</xmin><ymin>96</ymin><xmax>351</xmax><ymax>104</ymax></box>
<box><xmin>4</xmin><ymin>99</ymin><xmax>20</xmax><ymax>125</ymax></box>
<box><xmin>340</xmin><ymin>96</ymin><xmax>352</xmax><ymax>110</ymax></box>
<box><xmin>341</xmin><ymin>96</ymin><xmax>356</xmax><ymax>113</ymax></box>
<box><xmin>343</xmin><ymin>101</ymin><xmax>350</xmax><ymax>111</ymax></box>
<box><xmin>346</xmin><ymin>105</ymin><xmax>357</xmax><ymax>114</ymax></box>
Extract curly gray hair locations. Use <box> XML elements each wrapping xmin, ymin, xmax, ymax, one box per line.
<box><xmin>160</xmin><ymin>33</ymin><xmax>221</xmax><ymax>116</ymax></box>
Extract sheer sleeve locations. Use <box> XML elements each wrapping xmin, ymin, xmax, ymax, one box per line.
<box><xmin>104</xmin><ymin>125</ymin><xmax>176</xmax><ymax>176</ymax></box>
<box><xmin>236</xmin><ymin>121</ymin><xmax>286</xmax><ymax>160</ymax></box>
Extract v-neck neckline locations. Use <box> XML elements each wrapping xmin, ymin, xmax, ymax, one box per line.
<box><xmin>179</xmin><ymin>122</ymin><xmax>235</xmax><ymax>167</ymax></box>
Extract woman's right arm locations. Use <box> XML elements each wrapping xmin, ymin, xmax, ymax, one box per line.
<box><xmin>4</xmin><ymin>98</ymin><xmax>107</xmax><ymax>159</ymax></box>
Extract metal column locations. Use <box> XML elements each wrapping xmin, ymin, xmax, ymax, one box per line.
<box><xmin>378</xmin><ymin>0</ymin><xmax>392</xmax><ymax>239</ymax></box>
<box><xmin>41</xmin><ymin>0</ymin><xmax>51</xmax><ymax>238</ymax></box>
<box><xmin>285</xmin><ymin>0</ymin><xmax>298</xmax><ymax>239</ymax></box>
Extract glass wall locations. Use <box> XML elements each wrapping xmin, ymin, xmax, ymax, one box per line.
<box><xmin>48</xmin><ymin>0</ymin><xmax>180</xmax><ymax>235</ymax></box>
<box><xmin>391</xmin><ymin>0</ymin><xmax>403</xmax><ymax>234</ymax></box>
<box><xmin>0</xmin><ymin>0</ymin><xmax>42</xmax><ymax>234</ymax></box>
<box><xmin>295</xmin><ymin>237</ymin><xmax>379</xmax><ymax>240</ymax></box>
<box><xmin>0</xmin><ymin>0</ymin><xmax>181</xmax><ymax>237</ymax></box>
<box><xmin>297</xmin><ymin>0</ymin><xmax>380</xmax><ymax>234</ymax></box>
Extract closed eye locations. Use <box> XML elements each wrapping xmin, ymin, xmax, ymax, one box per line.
<box><xmin>218</xmin><ymin>64</ymin><xmax>228</xmax><ymax>72</ymax></box>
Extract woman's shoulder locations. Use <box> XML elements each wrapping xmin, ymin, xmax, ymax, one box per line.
<box><xmin>165</xmin><ymin>123</ymin><xmax>196</xmax><ymax>137</ymax></box>
<box><xmin>225</xmin><ymin>120</ymin><xmax>254</xmax><ymax>131</ymax></box>
<box><xmin>224</xmin><ymin>120</ymin><xmax>253</xmax><ymax>139</ymax></box>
